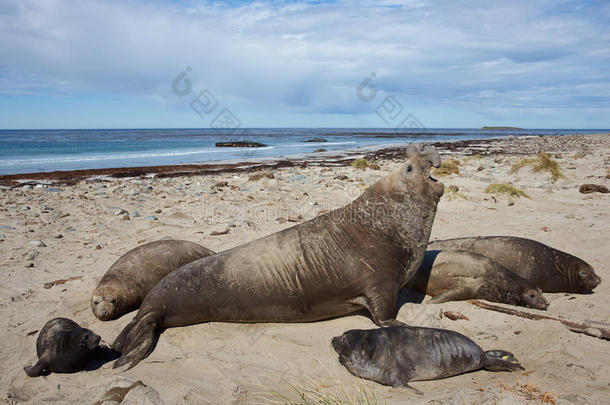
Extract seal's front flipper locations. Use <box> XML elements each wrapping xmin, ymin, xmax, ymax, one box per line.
<box><xmin>112</xmin><ymin>314</ymin><xmax>159</xmax><ymax>370</ymax></box>
<box><xmin>389</xmin><ymin>370</ymin><xmax>422</xmax><ymax>395</ymax></box>
<box><xmin>428</xmin><ymin>288</ymin><xmax>469</xmax><ymax>304</ymax></box>
<box><xmin>359</xmin><ymin>283</ymin><xmax>402</xmax><ymax>327</ymax></box>
<box><xmin>24</xmin><ymin>359</ymin><xmax>47</xmax><ymax>377</ymax></box>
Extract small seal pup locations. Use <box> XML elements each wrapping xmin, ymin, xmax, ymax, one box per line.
<box><xmin>332</xmin><ymin>326</ymin><xmax>524</xmax><ymax>392</ymax></box>
<box><xmin>428</xmin><ymin>236</ymin><xmax>601</xmax><ymax>293</ymax></box>
<box><xmin>92</xmin><ymin>240</ymin><xmax>215</xmax><ymax>320</ymax></box>
<box><xmin>113</xmin><ymin>145</ymin><xmax>445</xmax><ymax>369</ymax></box>
<box><xmin>407</xmin><ymin>250</ymin><xmax>548</xmax><ymax>309</ymax></box>
<box><xmin>24</xmin><ymin>318</ymin><xmax>101</xmax><ymax>377</ymax></box>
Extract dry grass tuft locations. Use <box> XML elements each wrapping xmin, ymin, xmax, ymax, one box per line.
<box><xmin>256</xmin><ymin>379</ymin><xmax>384</xmax><ymax>405</ymax></box>
<box><xmin>498</xmin><ymin>382</ymin><xmax>557</xmax><ymax>404</ymax></box>
<box><xmin>433</xmin><ymin>158</ymin><xmax>461</xmax><ymax>176</ymax></box>
<box><xmin>485</xmin><ymin>183</ymin><xmax>531</xmax><ymax>199</ymax></box>
<box><xmin>464</xmin><ymin>154</ymin><xmax>484</xmax><ymax>162</ymax></box>
<box><xmin>351</xmin><ymin>158</ymin><xmax>369</xmax><ymax>169</ymax></box>
<box><xmin>510</xmin><ymin>152</ymin><xmax>565</xmax><ymax>182</ymax></box>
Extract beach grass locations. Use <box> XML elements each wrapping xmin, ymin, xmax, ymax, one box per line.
<box><xmin>433</xmin><ymin>158</ymin><xmax>461</xmax><ymax>176</ymax></box>
<box><xmin>510</xmin><ymin>152</ymin><xmax>565</xmax><ymax>182</ymax></box>
<box><xmin>351</xmin><ymin>158</ymin><xmax>370</xmax><ymax>169</ymax></box>
<box><xmin>485</xmin><ymin>183</ymin><xmax>531</xmax><ymax>199</ymax></box>
<box><xmin>256</xmin><ymin>379</ymin><xmax>384</xmax><ymax>405</ymax></box>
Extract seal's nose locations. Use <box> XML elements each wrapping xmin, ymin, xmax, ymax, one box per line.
<box><xmin>331</xmin><ymin>336</ymin><xmax>342</xmax><ymax>352</ymax></box>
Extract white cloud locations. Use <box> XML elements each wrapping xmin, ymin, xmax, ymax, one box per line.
<box><xmin>0</xmin><ymin>0</ymin><xmax>608</xmax><ymax>126</ymax></box>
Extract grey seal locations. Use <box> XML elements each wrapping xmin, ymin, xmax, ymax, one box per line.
<box><xmin>332</xmin><ymin>326</ymin><xmax>524</xmax><ymax>393</ymax></box>
<box><xmin>113</xmin><ymin>144</ymin><xmax>445</xmax><ymax>369</ymax></box>
<box><xmin>91</xmin><ymin>240</ymin><xmax>215</xmax><ymax>320</ymax></box>
<box><xmin>24</xmin><ymin>318</ymin><xmax>101</xmax><ymax>377</ymax></box>
<box><xmin>428</xmin><ymin>236</ymin><xmax>601</xmax><ymax>293</ymax></box>
<box><xmin>408</xmin><ymin>250</ymin><xmax>548</xmax><ymax>309</ymax></box>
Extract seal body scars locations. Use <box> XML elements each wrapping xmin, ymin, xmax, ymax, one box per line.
<box><xmin>24</xmin><ymin>318</ymin><xmax>101</xmax><ymax>377</ymax></box>
<box><xmin>408</xmin><ymin>250</ymin><xmax>549</xmax><ymax>309</ymax></box>
<box><xmin>113</xmin><ymin>145</ymin><xmax>445</xmax><ymax>369</ymax></box>
<box><xmin>91</xmin><ymin>240</ymin><xmax>215</xmax><ymax>320</ymax></box>
<box><xmin>427</xmin><ymin>236</ymin><xmax>601</xmax><ymax>293</ymax></box>
<box><xmin>332</xmin><ymin>326</ymin><xmax>524</xmax><ymax>390</ymax></box>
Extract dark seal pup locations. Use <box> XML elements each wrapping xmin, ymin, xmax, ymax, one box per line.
<box><xmin>428</xmin><ymin>236</ymin><xmax>601</xmax><ymax>293</ymax></box>
<box><xmin>407</xmin><ymin>250</ymin><xmax>548</xmax><ymax>309</ymax></box>
<box><xmin>113</xmin><ymin>145</ymin><xmax>445</xmax><ymax>369</ymax></box>
<box><xmin>24</xmin><ymin>318</ymin><xmax>101</xmax><ymax>377</ymax></box>
<box><xmin>92</xmin><ymin>240</ymin><xmax>215</xmax><ymax>320</ymax></box>
<box><xmin>332</xmin><ymin>326</ymin><xmax>524</xmax><ymax>392</ymax></box>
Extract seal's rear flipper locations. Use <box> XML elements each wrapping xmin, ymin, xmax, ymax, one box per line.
<box><xmin>428</xmin><ymin>288</ymin><xmax>469</xmax><ymax>304</ymax></box>
<box><xmin>483</xmin><ymin>350</ymin><xmax>524</xmax><ymax>372</ymax></box>
<box><xmin>112</xmin><ymin>314</ymin><xmax>159</xmax><ymax>370</ymax></box>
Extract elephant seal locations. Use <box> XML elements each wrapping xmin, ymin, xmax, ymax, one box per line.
<box><xmin>24</xmin><ymin>318</ymin><xmax>101</xmax><ymax>377</ymax></box>
<box><xmin>428</xmin><ymin>236</ymin><xmax>601</xmax><ymax>293</ymax></box>
<box><xmin>92</xmin><ymin>240</ymin><xmax>215</xmax><ymax>320</ymax></box>
<box><xmin>332</xmin><ymin>326</ymin><xmax>524</xmax><ymax>392</ymax></box>
<box><xmin>113</xmin><ymin>144</ymin><xmax>445</xmax><ymax>369</ymax></box>
<box><xmin>407</xmin><ymin>250</ymin><xmax>548</xmax><ymax>309</ymax></box>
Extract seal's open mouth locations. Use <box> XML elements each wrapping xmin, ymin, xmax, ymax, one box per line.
<box><xmin>428</xmin><ymin>174</ymin><xmax>444</xmax><ymax>195</ymax></box>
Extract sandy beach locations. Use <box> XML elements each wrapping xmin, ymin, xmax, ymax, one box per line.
<box><xmin>1</xmin><ymin>134</ymin><xmax>609</xmax><ymax>404</ymax></box>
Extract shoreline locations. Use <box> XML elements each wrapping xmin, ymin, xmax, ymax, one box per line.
<box><xmin>1</xmin><ymin>133</ymin><xmax>607</xmax><ymax>187</ymax></box>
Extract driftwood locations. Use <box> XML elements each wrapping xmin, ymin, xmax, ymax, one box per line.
<box><xmin>467</xmin><ymin>299</ymin><xmax>610</xmax><ymax>341</ymax></box>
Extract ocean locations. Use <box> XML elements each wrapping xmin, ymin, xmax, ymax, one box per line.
<box><xmin>0</xmin><ymin>128</ymin><xmax>606</xmax><ymax>175</ymax></box>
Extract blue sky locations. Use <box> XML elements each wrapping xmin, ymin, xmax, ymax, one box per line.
<box><xmin>0</xmin><ymin>0</ymin><xmax>609</xmax><ymax>129</ymax></box>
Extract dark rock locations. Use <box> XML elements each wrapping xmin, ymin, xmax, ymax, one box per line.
<box><xmin>579</xmin><ymin>184</ymin><xmax>609</xmax><ymax>194</ymax></box>
<box><xmin>215</xmin><ymin>141</ymin><xmax>266</xmax><ymax>148</ymax></box>
<box><xmin>304</xmin><ymin>138</ymin><xmax>327</xmax><ymax>142</ymax></box>
<box><xmin>313</xmin><ymin>148</ymin><xmax>327</xmax><ymax>153</ymax></box>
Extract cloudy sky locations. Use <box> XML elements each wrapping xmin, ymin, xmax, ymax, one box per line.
<box><xmin>0</xmin><ymin>0</ymin><xmax>609</xmax><ymax>129</ymax></box>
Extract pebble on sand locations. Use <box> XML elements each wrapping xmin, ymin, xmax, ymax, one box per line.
<box><xmin>28</xmin><ymin>240</ymin><xmax>46</xmax><ymax>248</ymax></box>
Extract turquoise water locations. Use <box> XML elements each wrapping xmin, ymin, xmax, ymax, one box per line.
<box><xmin>0</xmin><ymin>128</ymin><xmax>606</xmax><ymax>175</ymax></box>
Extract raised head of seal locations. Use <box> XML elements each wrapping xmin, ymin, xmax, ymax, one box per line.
<box><xmin>112</xmin><ymin>144</ymin><xmax>444</xmax><ymax>370</ymax></box>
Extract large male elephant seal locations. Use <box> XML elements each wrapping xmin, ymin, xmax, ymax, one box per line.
<box><xmin>407</xmin><ymin>250</ymin><xmax>548</xmax><ymax>309</ymax></box>
<box><xmin>91</xmin><ymin>240</ymin><xmax>215</xmax><ymax>320</ymax></box>
<box><xmin>113</xmin><ymin>145</ymin><xmax>445</xmax><ymax>369</ymax></box>
<box><xmin>24</xmin><ymin>318</ymin><xmax>102</xmax><ymax>377</ymax></box>
<box><xmin>332</xmin><ymin>326</ymin><xmax>523</xmax><ymax>393</ymax></box>
<box><xmin>428</xmin><ymin>236</ymin><xmax>601</xmax><ymax>293</ymax></box>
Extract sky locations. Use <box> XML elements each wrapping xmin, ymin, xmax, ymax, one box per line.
<box><xmin>0</xmin><ymin>0</ymin><xmax>609</xmax><ymax>129</ymax></box>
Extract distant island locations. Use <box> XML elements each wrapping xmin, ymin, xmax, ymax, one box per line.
<box><xmin>481</xmin><ymin>126</ymin><xmax>523</xmax><ymax>130</ymax></box>
<box><xmin>215</xmin><ymin>141</ymin><xmax>267</xmax><ymax>148</ymax></box>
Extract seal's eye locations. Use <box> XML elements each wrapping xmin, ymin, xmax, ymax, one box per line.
<box><xmin>529</xmin><ymin>293</ymin><xmax>536</xmax><ymax>298</ymax></box>
<box><xmin>93</xmin><ymin>300</ymin><xmax>99</xmax><ymax>305</ymax></box>
<box><xmin>579</xmin><ymin>270</ymin><xmax>588</xmax><ymax>278</ymax></box>
<box><xmin>110</xmin><ymin>298</ymin><xmax>116</xmax><ymax>304</ymax></box>
<box><xmin>406</xmin><ymin>165</ymin><xmax>413</xmax><ymax>173</ymax></box>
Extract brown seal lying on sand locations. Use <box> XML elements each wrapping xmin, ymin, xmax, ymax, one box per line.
<box><xmin>24</xmin><ymin>318</ymin><xmax>102</xmax><ymax>377</ymax></box>
<box><xmin>112</xmin><ymin>144</ymin><xmax>445</xmax><ymax>369</ymax></box>
<box><xmin>332</xmin><ymin>326</ymin><xmax>524</xmax><ymax>393</ymax></box>
<box><xmin>407</xmin><ymin>250</ymin><xmax>548</xmax><ymax>309</ymax></box>
<box><xmin>427</xmin><ymin>236</ymin><xmax>601</xmax><ymax>293</ymax></box>
<box><xmin>91</xmin><ymin>240</ymin><xmax>215</xmax><ymax>320</ymax></box>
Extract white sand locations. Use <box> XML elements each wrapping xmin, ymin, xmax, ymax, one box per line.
<box><xmin>1</xmin><ymin>135</ymin><xmax>608</xmax><ymax>404</ymax></box>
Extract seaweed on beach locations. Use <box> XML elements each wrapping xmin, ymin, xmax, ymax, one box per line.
<box><xmin>510</xmin><ymin>152</ymin><xmax>565</xmax><ymax>182</ymax></box>
<box><xmin>485</xmin><ymin>183</ymin><xmax>531</xmax><ymax>199</ymax></box>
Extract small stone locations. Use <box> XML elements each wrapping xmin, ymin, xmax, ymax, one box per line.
<box><xmin>41</xmin><ymin>205</ymin><xmax>54</xmax><ymax>211</ymax></box>
<box><xmin>130</xmin><ymin>211</ymin><xmax>141</xmax><ymax>218</ymax></box>
<box><xmin>120</xmin><ymin>214</ymin><xmax>130</xmax><ymax>221</ymax></box>
<box><xmin>114</xmin><ymin>209</ymin><xmax>128</xmax><ymax>216</ymax></box>
<box><xmin>143</xmin><ymin>216</ymin><xmax>158</xmax><ymax>221</ymax></box>
<box><xmin>55</xmin><ymin>234</ymin><xmax>63</xmax><ymax>239</ymax></box>
<box><xmin>154</xmin><ymin>209</ymin><xmax>162</xmax><ymax>214</ymax></box>
<box><xmin>369</xmin><ymin>163</ymin><xmax>380</xmax><ymax>170</ymax></box>
<box><xmin>25</xmin><ymin>263</ymin><xmax>34</xmax><ymax>268</ymax></box>
<box><xmin>215</xmin><ymin>181</ymin><xmax>229</xmax><ymax>188</ymax></box>
<box><xmin>28</xmin><ymin>240</ymin><xmax>46</xmax><ymax>248</ymax></box>
<box><xmin>46</xmin><ymin>187</ymin><xmax>63</xmax><ymax>193</ymax></box>
<box><xmin>125</xmin><ymin>190</ymin><xmax>140</xmax><ymax>196</ymax></box>
<box><xmin>313</xmin><ymin>148</ymin><xmax>327</xmax><ymax>153</ymax></box>
<box><xmin>23</xmin><ymin>185</ymin><xmax>33</xmax><ymax>190</ymax></box>
<box><xmin>288</xmin><ymin>215</ymin><xmax>303</xmax><ymax>222</ymax></box>
<box><xmin>540</xmin><ymin>226</ymin><xmax>550</xmax><ymax>232</ymax></box>
<box><xmin>0</xmin><ymin>234</ymin><xmax>5</xmax><ymax>239</ymax></box>
<box><xmin>95</xmin><ymin>242</ymin><xmax>107</xmax><ymax>250</ymax></box>
<box><xmin>25</xmin><ymin>250</ymin><xmax>40</xmax><ymax>260</ymax></box>
<box><xmin>334</xmin><ymin>175</ymin><xmax>349</xmax><ymax>181</ymax></box>
<box><xmin>477</xmin><ymin>166</ymin><xmax>484</xmax><ymax>171</ymax></box>
<box><xmin>146</xmin><ymin>185</ymin><xmax>153</xmax><ymax>191</ymax></box>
